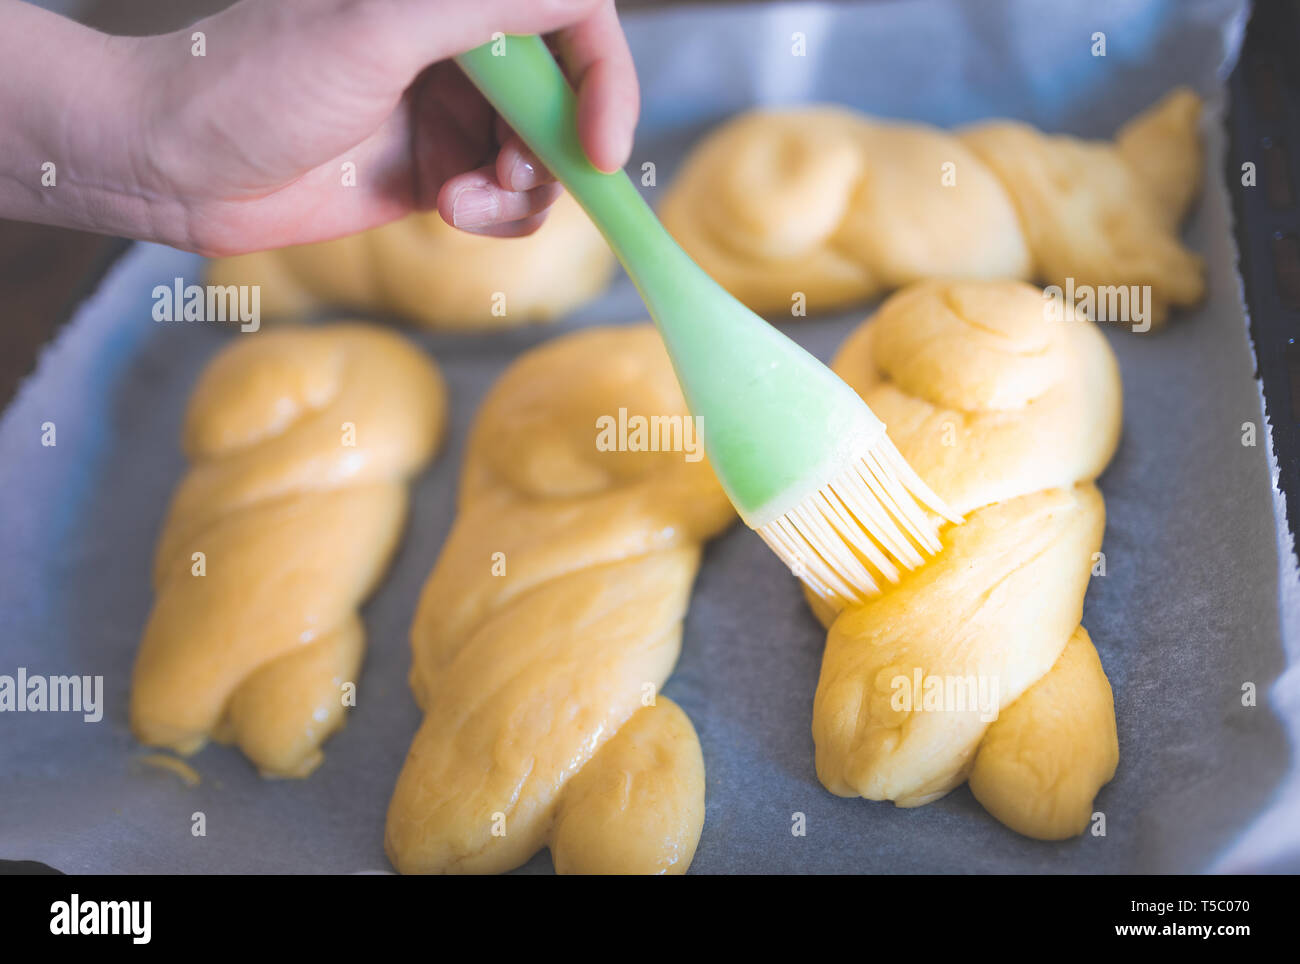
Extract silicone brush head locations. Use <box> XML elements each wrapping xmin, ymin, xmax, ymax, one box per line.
<box><xmin>755</xmin><ymin>434</ymin><xmax>960</xmax><ymax>608</ymax></box>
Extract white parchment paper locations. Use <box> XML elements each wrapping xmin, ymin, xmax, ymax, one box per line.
<box><xmin>3</xmin><ymin>0</ymin><xmax>1297</xmax><ymax>873</ymax></box>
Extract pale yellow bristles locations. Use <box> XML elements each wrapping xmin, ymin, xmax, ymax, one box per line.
<box><xmin>757</xmin><ymin>437</ymin><xmax>961</xmax><ymax>609</ymax></box>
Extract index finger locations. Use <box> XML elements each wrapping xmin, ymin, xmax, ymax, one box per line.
<box><xmin>552</xmin><ymin>1</ymin><xmax>640</xmax><ymax>173</ymax></box>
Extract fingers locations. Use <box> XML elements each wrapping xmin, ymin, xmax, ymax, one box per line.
<box><xmin>553</xmin><ymin>1</ymin><xmax>639</xmax><ymax>172</ymax></box>
<box><xmin>495</xmin><ymin>135</ymin><xmax>551</xmax><ymax>192</ymax></box>
<box><xmin>378</xmin><ymin>0</ymin><xmax>638</xmax><ymax>236</ymax></box>
<box><xmin>355</xmin><ymin>0</ymin><xmax>611</xmax><ymax>76</ymax></box>
<box><xmin>455</xmin><ymin>209</ymin><xmax>554</xmax><ymax>239</ymax></box>
<box><xmin>411</xmin><ymin>68</ymin><xmax>560</xmax><ymax>233</ymax></box>
<box><xmin>437</xmin><ymin>167</ymin><xmax>562</xmax><ymax>233</ymax></box>
<box><xmin>409</xmin><ymin>62</ymin><xmax>498</xmax><ymax>206</ymax></box>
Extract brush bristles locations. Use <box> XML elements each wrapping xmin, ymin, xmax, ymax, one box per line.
<box><xmin>756</xmin><ymin>437</ymin><xmax>961</xmax><ymax>608</ymax></box>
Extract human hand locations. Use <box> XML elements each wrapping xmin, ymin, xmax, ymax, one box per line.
<box><xmin>0</xmin><ymin>0</ymin><xmax>639</xmax><ymax>256</ymax></box>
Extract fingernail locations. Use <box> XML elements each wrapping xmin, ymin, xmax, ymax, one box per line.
<box><xmin>507</xmin><ymin>153</ymin><xmax>539</xmax><ymax>191</ymax></box>
<box><xmin>451</xmin><ymin>188</ymin><xmax>499</xmax><ymax>227</ymax></box>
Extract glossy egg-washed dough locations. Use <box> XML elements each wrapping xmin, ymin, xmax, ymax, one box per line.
<box><xmin>661</xmin><ymin>88</ymin><xmax>1203</xmax><ymax>326</ymax></box>
<box><xmin>131</xmin><ymin>325</ymin><xmax>445</xmax><ymax>777</ymax></box>
<box><xmin>385</xmin><ymin>326</ymin><xmax>735</xmax><ymax>874</ymax></box>
<box><xmin>808</xmin><ymin>281</ymin><xmax>1122</xmax><ymax>839</ymax></box>
<box><xmin>207</xmin><ymin>192</ymin><xmax>614</xmax><ymax>329</ymax></box>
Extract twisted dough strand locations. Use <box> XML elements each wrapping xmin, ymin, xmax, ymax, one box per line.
<box><xmin>810</xmin><ymin>281</ymin><xmax>1121</xmax><ymax>839</ymax></box>
<box><xmin>385</xmin><ymin>325</ymin><xmax>734</xmax><ymax>874</ymax></box>
<box><xmin>661</xmin><ymin>89</ymin><xmax>1202</xmax><ymax>326</ymax></box>
<box><xmin>207</xmin><ymin>192</ymin><xmax>614</xmax><ymax>329</ymax></box>
<box><xmin>131</xmin><ymin>324</ymin><xmax>445</xmax><ymax>777</ymax></box>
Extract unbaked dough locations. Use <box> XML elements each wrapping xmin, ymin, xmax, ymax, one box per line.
<box><xmin>384</xmin><ymin>325</ymin><xmax>734</xmax><ymax>874</ymax></box>
<box><xmin>130</xmin><ymin>324</ymin><xmax>445</xmax><ymax>777</ymax></box>
<box><xmin>207</xmin><ymin>192</ymin><xmax>615</xmax><ymax>329</ymax></box>
<box><xmin>661</xmin><ymin>89</ymin><xmax>1202</xmax><ymax>327</ymax></box>
<box><xmin>809</xmin><ymin>280</ymin><xmax>1121</xmax><ymax>839</ymax></box>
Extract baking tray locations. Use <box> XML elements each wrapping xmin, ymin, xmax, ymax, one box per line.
<box><xmin>2</xmin><ymin>0</ymin><xmax>1297</xmax><ymax>873</ymax></box>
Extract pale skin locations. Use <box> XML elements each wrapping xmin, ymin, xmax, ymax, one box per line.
<box><xmin>0</xmin><ymin>0</ymin><xmax>639</xmax><ymax>256</ymax></box>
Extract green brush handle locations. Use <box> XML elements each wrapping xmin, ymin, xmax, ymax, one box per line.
<box><xmin>455</xmin><ymin>36</ymin><xmax>882</xmax><ymax>525</ymax></box>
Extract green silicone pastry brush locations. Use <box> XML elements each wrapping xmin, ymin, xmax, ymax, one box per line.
<box><xmin>456</xmin><ymin>35</ymin><xmax>960</xmax><ymax>605</ymax></box>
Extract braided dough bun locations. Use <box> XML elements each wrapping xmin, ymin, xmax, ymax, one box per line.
<box><xmin>130</xmin><ymin>324</ymin><xmax>445</xmax><ymax>777</ymax></box>
<box><xmin>206</xmin><ymin>191</ymin><xmax>614</xmax><ymax>330</ymax></box>
<box><xmin>660</xmin><ymin>89</ymin><xmax>1202</xmax><ymax>327</ymax></box>
<box><xmin>808</xmin><ymin>281</ymin><xmax>1121</xmax><ymax>839</ymax></box>
<box><xmin>385</xmin><ymin>325</ymin><xmax>734</xmax><ymax>874</ymax></box>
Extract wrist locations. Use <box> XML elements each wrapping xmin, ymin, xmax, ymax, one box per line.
<box><xmin>0</xmin><ymin>4</ymin><xmax>191</xmax><ymax>247</ymax></box>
